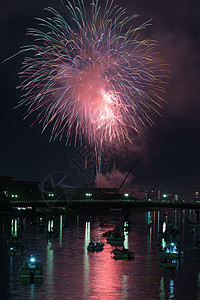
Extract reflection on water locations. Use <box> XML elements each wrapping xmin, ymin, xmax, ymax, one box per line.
<box><xmin>11</xmin><ymin>219</ymin><xmax>18</xmax><ymax>237</ymax></box>
<box><xmin>46</xmin><ymin>240</ymin><xmax>54</xmax><ymax>287</ymax></box>
<box><xmin>59</xmin><ymin>215</ymin><xmax>63</xmax><ymax>246</ymax></box>
<box><xmin>169</xmin><ymin>279</ymin><xmax>174</xmax><ymax>299</ymax></box>
<box><xmin>84</xmin><ymin>221</ymin><xmax>90</xmax><ymax>299</ymax></box>
<box><xmin>124</xmin><ymin>221</ymin><xmax>129</xmax><ymax>249</ymax></box>
<box><xmin>0</xmin><ymin>208</ymin><xmax>200</xmax><ymax>299</ymax></box>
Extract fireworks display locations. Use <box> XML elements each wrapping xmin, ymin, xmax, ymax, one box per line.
<box><xmin>16</xmin><ymin>0</ymin><xmax>167</xmax><ymax>165</ymax></box>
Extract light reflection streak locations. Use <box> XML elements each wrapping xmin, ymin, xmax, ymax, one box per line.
<box><xmin>178</xmin><ymin>211</ymin><xmax>181</xmax><ymax>228</ymax></box>
<box><xmin>159</xmin><ymin>276</ymin><xmax>165</xmax><ymax>300</ymax></box>
<box><xmin>163</xmin><ymin>222</ymin><xmax>166</xmax><ymax>233</ymax></box>
<box><xmin>183</xmin><ymin>210</ymin><xmax>185</xmax><ymax>225</ymax></box>
<box><xmin>147</xmin><ymin>211</ymin><xmax>151</xmax><ymax>225</ymax></box>
<box><xmin>165</xmin><ymin>212</ymin><xmax>168</xmax><ymax>224</ymax></box>
<box><xmin>47</xmin><ymin>219</ymin><xmax>54</xmax><ymax>233</ymax></box>
<box><xmin>161</xmin><ymin>238</ymin><xmax>166</xmax><ymax>250</ymax></box>
<box><xmin>59</xmin><ymin>215</ymin><xmax>63</xmax><ymax>246</ymax></box>
<box><xmin>9</xmin><ymin>256</ymin><xmax>14</xmax><ymax>297</ymax></box>
<box><xmin>30</xmin><ymin>283</ymin><xmax>35</xmax><ymax>300</ymax></box>
<box><xmin>83</xmin><ymin>221</ymin><xmax>90</xmax><ymax>299</ymax></box>
<box><xmin>11</xmin><ymin>219</ymin><xmax>18</xmax><ymax>237</ymax></box>
<box><xmin>77</xmin><ymin>214</ymin><xmax>79</xmax><ymax>229</ymax></box>
<box><xmin>169</xmin><ymin>279</ymin><xmax>174</xmax><ymax>299</ymax></box>
<box><xmin>46</xmin><ymin>240</ymin><xmax>54</xmax><ymax>289</ymax></box>
<box><xmin>124</xmin><ymin>221</ymin><xmax>129</xmax><ymax>249</ymax></box>
<box><xmin>10</xmin><ymin>256</ymin><xmax>13</xmax><ymax>270</ymax></box>
<box><xmin>14</xmin><ymin>219</ymin><xmax>17</xmax><ymax>236</ymax></box>
<box><xmin>149</xmin><ymin>226</ymin><xmax>152</xmax><ymax>249</ymax></box>
<box><xmin>153</xmin><ymin>211</ymin><xmax>155</xmax><ymax>239</ymax></box>
<box><xmin>147</xmin><ymin>221</ymin><xmax>152</xmax><ymax>258</ymax></box>
<box><xmin>197</xmin><ymin>271</ymin><xmax>200</xmax><ymax>287</ymax></box>
<box><xmin>174</xmin><ymin>209</ymin><xmax>177</xmax><ymax>226</ymax></box>
<box><xmin>122</xmin><ymin>274</ymin><xmax>129</xmax><ymax>299</ymax></box>
<box><xmin>11</xmin><ymin>219</ymin><xmax>14</xmax><ymax>236</ymax></box>
<box><xmin>197</xmin><ymin>271</ymin><xmax>200</xmax><ymax>299</ymax></box>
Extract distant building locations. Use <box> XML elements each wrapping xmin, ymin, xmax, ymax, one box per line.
<box><xmin>194</xmin><ymin>188</ymin><xmax>199</xmax><ymax>202</ymax></box>
<box><xmin>0</xmin><ymin>176</ymin><xmax>41</xmax><ymax>202</ymax></box>
<box><xmin>148</xmin><ymin>190</ymin><xmax>161</xmax><ymax>201</ymax></box>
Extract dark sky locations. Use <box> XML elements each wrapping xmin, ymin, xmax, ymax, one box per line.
<box><xmin>1</xmin><ymin>0</ymin><xmax>200</xmax><ymax>197</ymax></box>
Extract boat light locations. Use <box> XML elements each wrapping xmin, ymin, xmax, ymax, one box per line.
<box><xmin>172</xmin><ymin>260</ymin><xmax>176</xmax><ymax>264</ymax></box>
<box><xmin>30</xmin><ymin>256</ymin><xmax>36</xmax><ymax>263</ymax></box>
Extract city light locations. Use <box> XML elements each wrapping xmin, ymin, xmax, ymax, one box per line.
<box><xmin>48</xmin><ymin>193</ymin><xmax>54</xmax><ymax>197</ymax></box>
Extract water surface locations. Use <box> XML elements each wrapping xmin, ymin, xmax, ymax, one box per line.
<box><xmin>0</xmin><ymin>207</ymin><xmax>200</xmax><ymax>299</ymax></box>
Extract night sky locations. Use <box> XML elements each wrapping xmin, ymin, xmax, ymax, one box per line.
<box><xmin>1</xmin><ymin>0</ymin><xmax>200</xmax><ymax>197</ymax></box>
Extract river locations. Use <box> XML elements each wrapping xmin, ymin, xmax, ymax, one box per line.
<box><xmin>0</xmin><ymin>207</ymin><xmax>200</xmax><ymax>299</ymax></box>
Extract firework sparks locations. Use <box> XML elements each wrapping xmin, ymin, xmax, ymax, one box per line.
<box><xmin>12</xmin><ymin>0</ymin><xmax>167</xmax><ymax>168</ymax></box>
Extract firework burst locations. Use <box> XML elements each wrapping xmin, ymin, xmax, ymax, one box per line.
<box><xmin>13</xmin><ymin>0</ymin><xmax>167</xmax><ymax>169</ymax></box>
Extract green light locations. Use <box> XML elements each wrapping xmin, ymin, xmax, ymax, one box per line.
<box><xmin>163</xmin><ymin>194</ymin><xmax>167</xmax><ymax>198</ymax></box>
<box><xmin>124</xmin><ymin>193</ymin><xmax>129</xmax><ymax>197</ymax></box>
<box><xmin>86</xmin><ymin>193</ymin><xmax>92</xmax><ymax>197</ymax></box>
<box><xmin>11</xmin><ymin>194</ymin><xmax>18</xmax><ymax>198</ymax></box>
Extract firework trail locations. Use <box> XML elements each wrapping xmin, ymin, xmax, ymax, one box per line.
<box><xmin>10</xmin><ymin>0</ymin><xmax>167</xmax><ymax>170</ymax></box>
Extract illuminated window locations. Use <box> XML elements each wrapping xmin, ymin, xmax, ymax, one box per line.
<box><xmin>86</xmin><ymin>193</ymin><xmax>92</xmax><ymax>197</ymax></box>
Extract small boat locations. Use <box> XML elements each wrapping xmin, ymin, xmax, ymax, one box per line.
<box><xmin>103</xmin><ymin>230</ymin><xmax>112</xmax><ymax>237</ymax></box>
<box><xmin>87</xmin><ymin>241</ymin><xmax>104</xmax><ymax>251</ymax></box>
<box><xmin>107</xmin><ymin>232</ymin><xmax>125</xmax><ymax>243</ymax></box>
<box><xmin>112</xmin><ymin>248</ymin><xmax>135</xmax><ymax>260</ymax></box>
<box><xmin>159</xmin><ymin>255</ymin><xmax>177</xmax><ymax>269</ymax></box>
<box><xmin>163</xmin><ymin>224</ymin><xmax>180</xmax><ymax>243</ymax></box>
<box><xmin>8</xmin><ymin>243</ymin><xmax>26</xmax><ymax>256</ymax></box>
<box><xmin>20</xmin><ymin>256</ymin><xmax>44</xmax><ymax>280</ymax></box>
<box><xmin>160</xmin><ymin>242</ymin><xmax>183</xmax><ymax>259</ymax></box>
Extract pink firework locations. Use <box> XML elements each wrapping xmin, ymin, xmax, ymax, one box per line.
<box><xmin>14</xmin><ymin>0</ymin><xmax>167</xmax><ymax>166</ymax></box>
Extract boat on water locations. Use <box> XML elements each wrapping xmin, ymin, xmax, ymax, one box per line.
<box><xmin>112</xmin><ymin>248</ymin><xmax>135</xmax><ymax>260</ymax></box>
<box><xmin>8</xmin><ymin>243</ymin><xmax>26</xmax><ymax>256</ymax></box>
<box><xmin>87</xmin><ymin>241</ymin><xmax>104</xmax><ymax>251</ymax></box>
<box><xmin>160</xmin><ymin>242</ymin><xmax>183</xmax><ymax>259</ymax></box>
<box><xmin>103</xmin><ymin>223</ymin><xmax>124</xmax><ymax>238</ymax></box>
<box><xmin>20</xmin><ymin>256</ymin><xmax>44</xmax><ymax>280</ymax></box>
<box><xmin>159</xmin><ymin>255</ymin><xmax>177</xmax><ymax>269</ymax></box>
<box><xmin>7</xmin><ymin>236</ymin><xmax>26</xmax><ymax>256</ymax></box>
<box><xmin>103</xmin><ymin>230</ymin><xmax>112</xmax><ymax>237</ymax></box>
<box><xmin>163</xmin><ymin>224</ymin><xmax>180</xmax><ymax>242</ymax></box>
<box><xmin>107</xmin><ymin>232</ymin><xmax>125</xmax><ymax>243</ymax></box>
